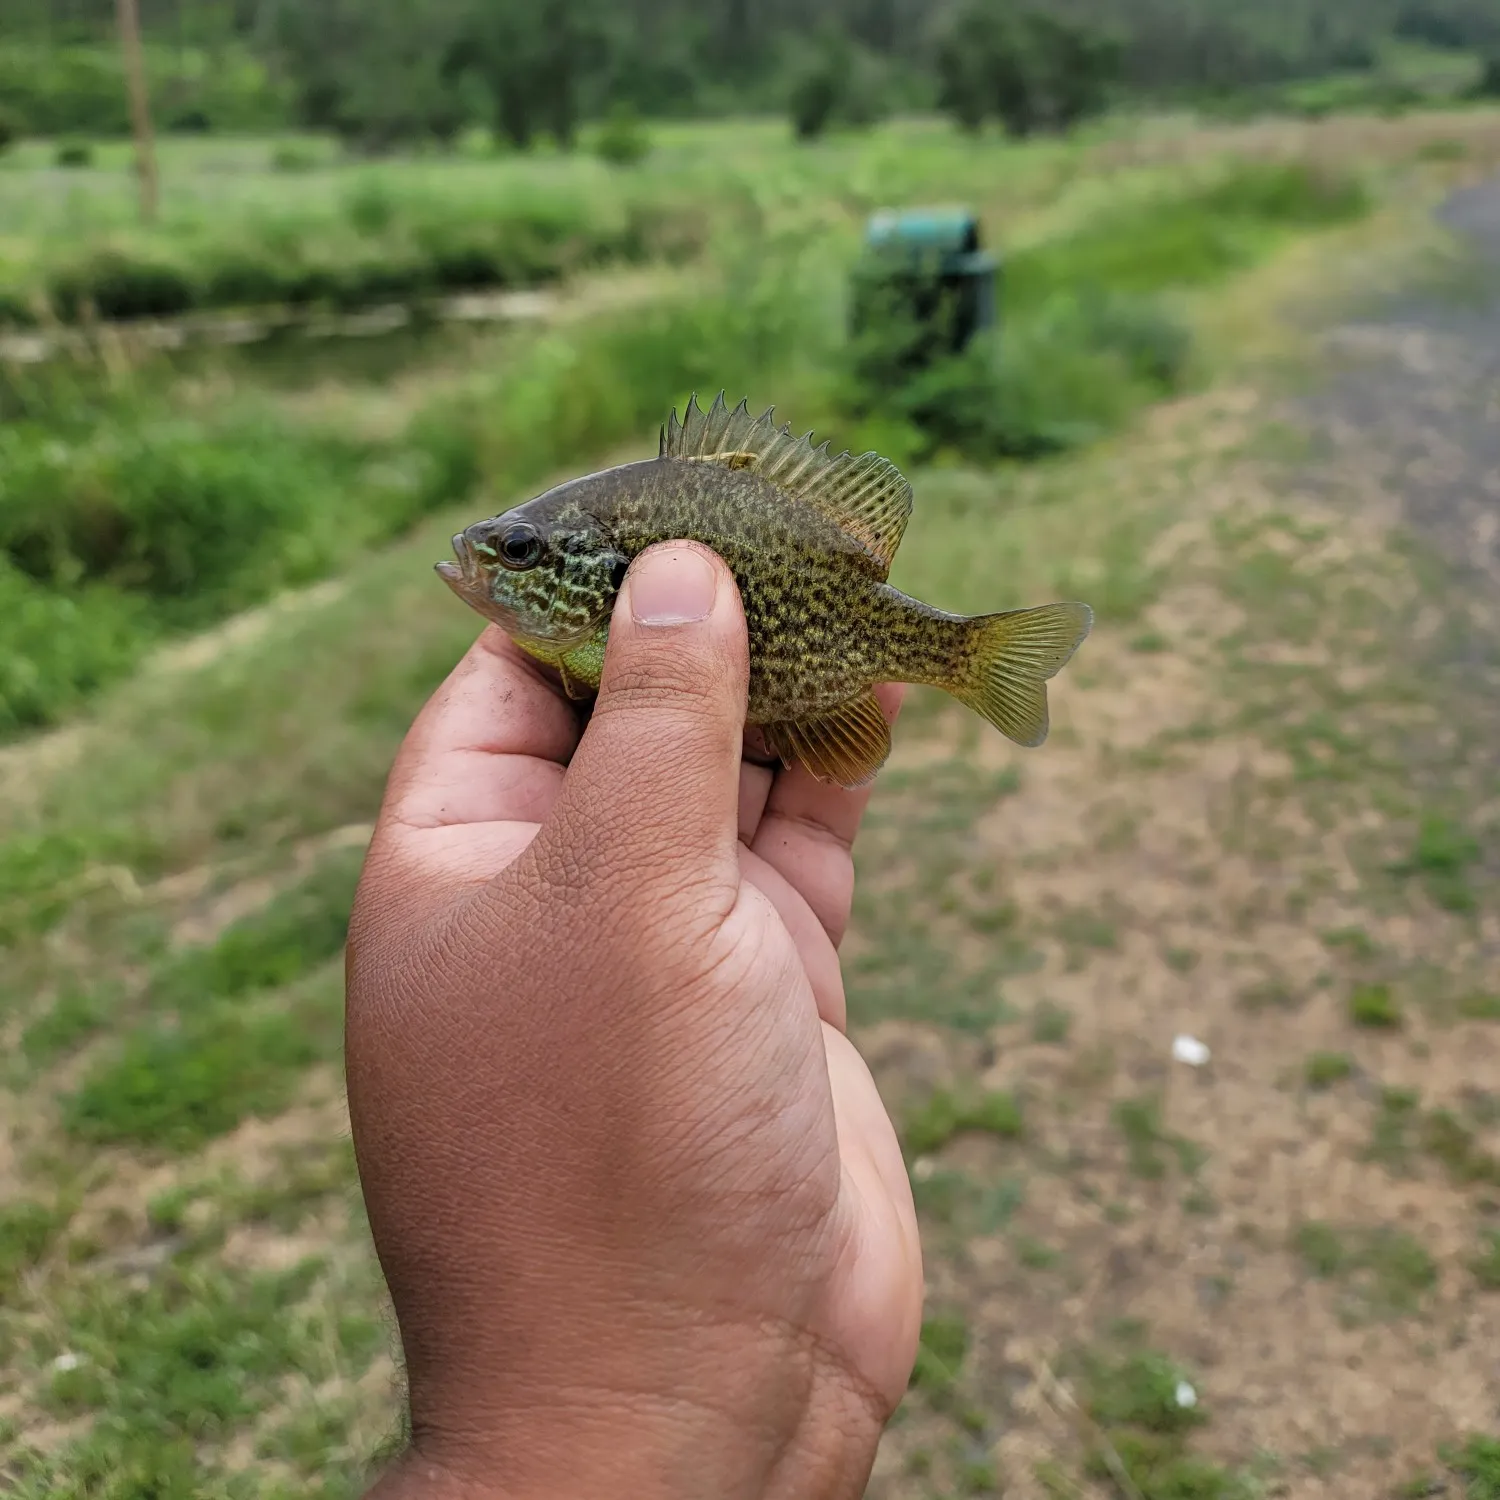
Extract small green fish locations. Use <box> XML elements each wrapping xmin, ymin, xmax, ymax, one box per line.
<box><xmin>437</xmin><ymin>392</ymin><xmax>1093</xmax><ymax>788</ymax></box>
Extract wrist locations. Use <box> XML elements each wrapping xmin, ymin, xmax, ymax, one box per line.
<box><xmin>362</xmin><ymin>1330</ymin><xmax>890</xmax><ymax>1500</ymax></box>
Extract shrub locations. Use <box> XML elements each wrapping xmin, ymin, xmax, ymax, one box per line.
<box><xmin>847</xmin><ymin>291</ymin><xmax>1191</xmax><ymax>464</ymax></box>
<box><xmin>0</xmin><ymin>560</ymin><xmax>152</xmax><ymax>734</ymax></box>
<box><xmin>54</xmin><ymin>138</ymin><xmax>94</xmax><ymax>169</ymax></box>
<box><xmin>0</xmin><ymin>105</ymin><xmax>21</xmax><ymax>153</ymax></box>
<box><xmin>270</xmin><ymin>142</ymin><xmax>318</xmax><ymax>172</ymax></box>
<box><xmin>48</xmin><ymin>249</ymin><xmax>195</xmax><ymax>322</ymax></box>
<box><xmin>593</xmin><ymin>103</ymin><xmax>651</xmax><ymax>166</ymax></box>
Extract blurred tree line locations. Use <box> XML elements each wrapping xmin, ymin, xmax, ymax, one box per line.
<box><xmin>2</xmin><ymin>0</ymin><xmax>1499</xmax><ymax>149</ymax></box>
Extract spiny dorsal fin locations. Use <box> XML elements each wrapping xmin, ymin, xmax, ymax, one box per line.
<box><xmin>660</xmin><ymin>391</ymin><xmax>914</xmax><ymax>577</ymax></box>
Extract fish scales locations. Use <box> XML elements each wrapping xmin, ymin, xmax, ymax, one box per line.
<box><xmin>576</xmin><ymin>458</ymin><xmax>955</xmax><ymax>723</ymax></box>
<box><xmin>436</xmin><ymin>392</ymin><xmax>1093</xmax><ymax>789</ymax></box>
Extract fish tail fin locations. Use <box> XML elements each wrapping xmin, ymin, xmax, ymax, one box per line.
<box><xmin>948</xmin><ymin>602</ymin><xmax>1094</xmax><ymax>748</ymax></box>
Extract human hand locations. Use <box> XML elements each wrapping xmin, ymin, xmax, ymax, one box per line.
<box><xmin>345</xmin><ymin>541</ymin><xmax>923</xmax><ymax>1500</ymax></box>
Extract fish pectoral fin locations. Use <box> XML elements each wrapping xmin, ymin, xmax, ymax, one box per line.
<box><xmin>660</xmin><ymin>392</ymin><xmax>913</xmax><ymax>578</ymax></box>
<box><xmin>763</xmin><ymin>691</ymin><xmax>893</xmax><ymax>790</ymax></box>
<box><xmin>557</xmin><ymin>662</ymin><xmax>595</xmax><ymax>701</ymax></box>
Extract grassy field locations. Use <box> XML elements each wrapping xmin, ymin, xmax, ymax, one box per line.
<box><xmin>0</xmin><ymin>110</ymin><xmax>1487</xmax><ymax>325</ymax></box>
<box><xmin>3</xmin><ymin>109</ymin><xmax>1500</xmax><ymax>1498</ymax></box>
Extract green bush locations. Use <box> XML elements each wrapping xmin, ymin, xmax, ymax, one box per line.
<box><xmin>848</xmin><ymin>291</ymin><xmax>1191</xmax><ymax>464</ymax></box>
<box><xmin>0</xmin><ymin>560</ymin><xmax>153</xmax><ymax>734</ymax></box>
<box><xmin>13</xmin><ymin>180</ymin><xmax>704</xmax><ymax>325</ymax></box>
<box><xmin>0</xmin><ymin>248</ymin><xmax>831</xmax><ymax>735</ymax></box>
<box><xmin>270</xmin><ymin>142</ymin><xmax>319</xmax><ymax>172</ymax></box>
<box><xmin>0</xmin><ymin>41</ymin><xmax>283</xmax><ymax>138</ymax></box>
<box><xmin>593</xmin><ymin>103</ymin><xmax>652</xmax><ymax>166</ymax></box>
<box><xmin>48</xmin><ymin>249</ymin><xmax>195</xmax><ymax>322</ymax></box>
<box><xmin>54</xmin><ymin>138</ymin><xmax>94</xmax><ymax>169</ymax></box>
<box><xmin>0</xmin><ymin>105</ymin><xmax>20</xmax><ymax>153</ymax></box>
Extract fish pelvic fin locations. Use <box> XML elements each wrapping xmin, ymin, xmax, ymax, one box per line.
<box><xmin>763</xmin><ymin>690</ymin><xmax>893</xmax><ymax>789</ymax></box>
<box><xmin>661</xmin><ymin>391</ymin><xmax>913</xmax><ymax>578</ymax></box>
<box><xmin>951</xmin><ymin>602</ymin><xmax>1094</xmax><ymax>749</ymax></box>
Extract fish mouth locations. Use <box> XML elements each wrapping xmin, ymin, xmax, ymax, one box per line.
<box><xmin>435</xmin><ymin>532</ymin><xmax>477</xmax><ymax>593</ymax></box>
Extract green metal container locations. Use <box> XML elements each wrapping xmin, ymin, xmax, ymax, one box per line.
<box><xmin>849</xmin><ymin>207</ymin><xmax>999</xmax><ymax>372</ymax></box>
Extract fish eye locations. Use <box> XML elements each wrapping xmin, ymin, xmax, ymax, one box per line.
<box><xmin>497</xmin><ymin>524</ymin><xmax>543</xmax><ymax>571</ymax></box>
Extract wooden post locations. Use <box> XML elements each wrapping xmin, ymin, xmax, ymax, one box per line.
<box><xmin>116</xmin><ymin>0</ymin><xmax>159</xmax><ymax>223</ymax></box>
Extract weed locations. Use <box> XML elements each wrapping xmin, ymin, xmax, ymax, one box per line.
<box><xmin>910</xmin><ymin>1315</ymin><xmax>969</xmax><ymax>1400</ymax></box>
<box><xmin>1016</xmin><ymin>1235</ymin><xmax>1061</xmax><ymax>1270</ymax></box>
<box><xmin>1293</xmin><ymin>1220</ymin><xmax>1437</xmax><ymax>1320</ymax></box>
<box><xmin>1423</xmin><ymin>1110</ymin><xmax>1500</xmax><ymax>1186</ymax></box>
<box><xmin>1085</xmin><ymin>1433</ymin><xmax>1255</xmax><ymax>1499</ymax></box>
<box><xmin>905</xmin><ymin>1088</ymin><xmax>1024</xmax><ymax>1156</ymax></box>
<box><xmin>1056</xmin><ymin>908</ymin><xmax>1120</xmax><ymax>953</ymax></box>
<box><xmin>1164</xmin><ymin>947</ymin><xmax>1199</xmax><ymax>974</ymax></box>
<box><xmin>1322</xmin><ymin>925</ymin><xmax>1380</xmax><ymax>961</ymax></box>
<box><xmin>41</xmin><ymin>1259</ymin><xmax>325</xmax><ymax>1440</ymax></box>
<box><xmin>1459</xmin><ymin>994</ymin><xmax>1500</xmax><ymax>1022</ymax></box>
<box><xmin>1471</xmin><ymin>1231</ymin><xmax>1500</xmax><ymax>1291</ymax></box>
<box><xmin>1112</xmin><ymin>1095</ymin><xmax>1201</xmax><ymax>1181</ymax></box>
<box><xmin>63</xmin><ymin>990</ymin><xmax>333</xmax><ymax>1151</ymax></box>
<box><xmin>1294</xmin><ymin>1220</ymin><xmax>1349</xmax><ymax>1277</ymax></box>
<box><xmin>0</xmin><ymin>1200</ymin><xmax>65</xmax><ymax>1297</ymax></box>
<box><xmin>1086</xmin><ymin>1349</ymin><xmax>1203</xmax><ymax>1433</ymax></box>
<box><xmin>20</xmin><ymin>984</ymin><xmax>113</xmax><ymax>1064</ymax></box>
<box><xmin>1441</xmin><ymin>1434</ymin><xmax>1500</xmax><ymax>1499</ymax></box>
<box><xmin>1391</xmin><ymin>813</ymin><xmax>1482</xmax><ymax>914</ymax></box>
<box><xmin>1350</xmin><ymin>983</ymin><xmax>1402</xmax><ymax>1029</ymax></box>
<box><xmin>1305</xmin><ymin>1051</ymin><xmax>1355</xmax><ymax>1089</ymax></box>
<box><xmin>1369</xmin><ymin>1086</ymin><xmax>1422</xmax><ymax>1172</ymax></box>
<box><xmin>1032</xmin><ymin>1001</ymin><xmax>1073</xmax><ymax>1045</ymax></box>
<box><xmin>148</xmin><ymin>846</ymin><xmax>364</xmax><ymax>1015</ymax></box>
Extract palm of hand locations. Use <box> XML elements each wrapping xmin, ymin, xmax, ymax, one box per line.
<box><xmin>348</xmin><ymin>620</ymin><xmax>921</xmax><ymax>1498</ymax></box>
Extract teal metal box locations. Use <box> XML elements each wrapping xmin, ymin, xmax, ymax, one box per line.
<box><xmin>849</xmin><ymin>207</ymin><xmax>999</xmax><ymax>369</ymax></box>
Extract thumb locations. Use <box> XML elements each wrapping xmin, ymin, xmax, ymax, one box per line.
<box><xmin>540</xmin><ymin>541</ymin><xmax>751</xmax><ymax>899</ymax></box>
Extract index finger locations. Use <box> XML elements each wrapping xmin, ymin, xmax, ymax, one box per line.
<box><xmin>380</xmin><ymin>626</ymin><xmax>582</xmax><ymax>834</ymax></box>
<box><xmin>749</xmin><ymin>684</ymin><xmax>905</xmax><ymax>945</ymax></box>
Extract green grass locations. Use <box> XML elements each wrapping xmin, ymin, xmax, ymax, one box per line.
<box><xmin>910</xmin><ymin>1315</ymin><xmax>970</xmax><ymax>1402</ymax></box>
<box><xmin>1111</xmin><ymin>1095</ymin><xmax>1204</xmax><ymax>1182</ymax></box>
<box><xmin>1472</xmin><ymin>1231</ymin><xmax>1500</xmax><ymax>1291</ymax></box>
<box><xmin>1293</xmin><ymin>1220</ymin><xmax>1438</xmax><ymax>1321</ymax></box>
<box><xmin>1074</xmin><ymin>1346</ymin><xmax>1257</xmax><ymax>1500</ymax></box>
<box><xmin>1350</xmin><ymin>983</ymin><xmax>1403</xmax><ymax>1029</ymax></box>
<box><xmin>905</xmin><ymin>1088</ymin><xmax>1025</xmax><ymax>1156</ymax></box>
<box><xmin>62</xmin><ymin>986</ymin><xmax>335</xmax><ymax>1151</ymax></box>
<box><xmin>1442</xmin><ymin>1435</ymin><xmax>1500</xmax><ymax>1499</ymax></box>
<box><xmin>1305</xmin><ymin>1051</ymin><xmax>1355</xmax><ymax>1089</ymax></box>
<box><xmin>0</xmin><ymin>147</ymin><xmax>707</xmax><ymax>325</ymax></box>
<box><xmin>0</xmin><ymin>1200</ymin><xmax>67</xmax><ymax>1299</ymax></box>
<box><xmin>1390</xmin><ymin>812</ymin><xmax>1484</xmax><ymax>914</ymax></box>
<box><xmin>146</xmin><ymin>845</ymin><xmax>365</xmax><ymax>1014</ymax></box>
<box><xmin>7</xmin><ymin>1254</ymin><xmax>387</xmax><ymax>1498</ymax></box>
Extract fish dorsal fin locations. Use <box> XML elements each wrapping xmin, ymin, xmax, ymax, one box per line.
<box><xmin>660</xmin><ymin>391</ymin><xmax>914</xmax><ymax>577</ymax></box>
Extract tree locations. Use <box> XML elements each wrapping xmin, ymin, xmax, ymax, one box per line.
<box><xmin>789</xmin><ymin>28</ymin><xmax>853</xmax><ymax>140</ymax></box>
<box><xmin>461</xmin><ymin>0</ymin><xmax>607</xmax><ymax>151</ymax></box>
<box><xmin>934</xmin><ymin>1</ymin><xmax>1119</xmax><ymax>138</ymax></box>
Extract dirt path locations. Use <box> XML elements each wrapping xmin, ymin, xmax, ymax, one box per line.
<box><xmin>859</xmin><ymin>181</ymin><xmax>1500</xmax><ymax>1499</ymax></box>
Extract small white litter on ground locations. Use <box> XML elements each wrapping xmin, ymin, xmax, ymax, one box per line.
<box><xmin>1172</xmin><ymin>1034</ymin><xmax>1211</xmax><ymax>1067</ymax></box>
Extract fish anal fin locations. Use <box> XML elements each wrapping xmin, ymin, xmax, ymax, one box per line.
<box><xmin>762</xmin><ymin>691</ymin><xmax>892</xmax><ymax>790</ymax></box>
<box><xmin>660</xmin><ymin>391</ymin><xmax>914</xmax><ymax>578</ymax></box>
